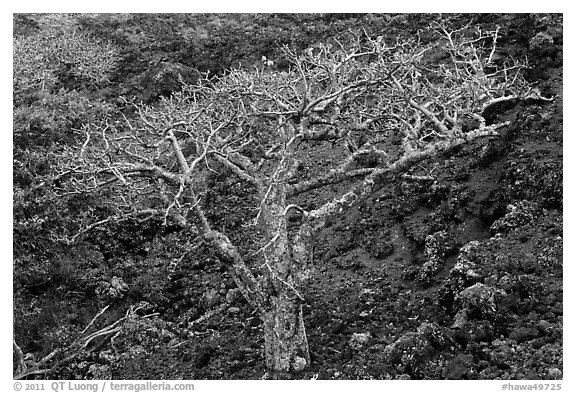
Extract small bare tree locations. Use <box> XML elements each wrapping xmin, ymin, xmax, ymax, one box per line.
<box><xmin>52</xmin><ymin>23</ymin><xmax>550</xmax><ymax>378</ymax></box>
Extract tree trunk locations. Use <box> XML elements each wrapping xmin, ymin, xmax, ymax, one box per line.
<box><xmin>255</xmin><ymin>148</ymin><xmax>314</xmax><ymax>378</ymax></box>
<box><xmin>259</xmin><ymin>220</ymin><xmax>314</xmax><ymax>378</ymax></box>
<box><xmin>262</xmin><ymin>291</ymin><xmax>310</xmax><ymax>379</ymax></box>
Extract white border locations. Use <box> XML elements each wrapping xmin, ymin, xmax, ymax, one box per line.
<box><xmin>4</xmin><ymin>5</ymin><xmax>571</xmax><ymax>392</ymax></box>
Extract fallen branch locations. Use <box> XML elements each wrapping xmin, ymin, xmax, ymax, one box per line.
<box><xmin>13</xmin><ymin>305</ymin><xmax>138</xmax><ymax>380</ymax></box>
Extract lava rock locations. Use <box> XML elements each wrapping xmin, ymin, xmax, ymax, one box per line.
<box><xmin>452</xmin><ymin>283</ymin><xmax>506</xmax><ymax>327</ymax></box>
<box><xmin>490</xmin><ymin>200</ymin><xmax>541</xmax><ymax>235</ymax></box>
<box><xmin>537</xmin><ymin>319</ymin><xmax>552</xmax><ymax>333</ymax></box>
<box><xmin>509</xmin><ymin>327</ymin><xmax>540</xmax><ymax>343</ymax></box>
<box><xmin>368</xmin><ymin>231</ymin><xmax>394</xmax><ymax>259</ymax></box>
<box><xmin>531</xmin><ymin>337</ymin><xmax>546</xmax><ymax>349</ymax></box>
<box><xmin>381</xmin><ymin>322</ymin><xmax>450</xmax><ymax>376</ymax></box>
<box><xmin>443</xmin><ymin>354</ymin><xmax>474</xmax><ymax>380</ymax></box>
<box><xmin>529</xmin><ymin>32</ymin><xmax>557</xmax><ymax>57</ymax></box>
<box><xmin>490</xmin><ymin>342</ymin><xmax>513</xmax><ymax>367</ymax></box>
<box><xmin>329</xmin><ymin>321</ymin><xmax>346</xmax><ymax>334</ymax></box>
<box><xmin>194</xmin><ymin>345</ymin><xmax>214</xmax><ymax>368</ymax></box>
<box><xmin>547</xmin><ymin>367</ymin><xmax>563</xmax><ymax>380</ymax></box>
<box><xmin>349</xmin><ymin>332</ymin><xmax>372</xmax><ymax>349</ymax></box>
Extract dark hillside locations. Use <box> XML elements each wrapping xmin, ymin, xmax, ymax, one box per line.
<box><xmin>13</xmin><ymin>13</ymin><xmax>562</xmax><ymax>380</ymax></box>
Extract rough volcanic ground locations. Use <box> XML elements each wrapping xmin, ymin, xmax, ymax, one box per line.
<box><xmin>108</xmin><ymin>50</ymin><xmax>562</xmax><ymax>383</ymax></box>
<box><xmin>99</xmin><ymin>99</ymin><xmax>563</xmax><ymax>381</ymax></box>
<box><xmin>14</xmin><ymin>14</ymin><xmax>562</xmax><ymax>380</ymax></box>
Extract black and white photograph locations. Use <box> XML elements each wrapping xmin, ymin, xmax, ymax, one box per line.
<box><xmin>12</xmin><ymin>11</ymin><xmax>564</xmax><ymax>385</ymax></box>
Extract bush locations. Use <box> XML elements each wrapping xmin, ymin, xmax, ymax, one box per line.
<box><xmin>13</xmin><ymin>17</ymin><xmax>118</xmax><ymax>99</ymax></box>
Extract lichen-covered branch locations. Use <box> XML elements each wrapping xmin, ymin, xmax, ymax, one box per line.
<box><xmin>305</xmin><ymin>124</ymin><xmax>505</xmax><ymax>229</ymax></box>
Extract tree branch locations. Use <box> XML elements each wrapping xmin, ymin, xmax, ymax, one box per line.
<box><xmin>60</xmin><ymin>209</ymin><xmax>164</xmax><ymax>244</ymax></box>
<box><xmin>287</xmin><ymin>144</ymin><xmax>387</xmax><ymax>196</ymax></box>
<box><xmin>305</xmin><ymin>124</ymin><xmax>504</xmax><ymax>228</ymax></box>
<box><xmin>212</xmin><ymin>153</ymin><xmax>260</xmax><ymax>186</ymax></box>
<box><xmin>204</xmin><ymin>230</ymin><xmax>266</xmax><ymax>313</ymax></box>
<box><xmin>288</xmin><ymin>167</ymin><xmax>374</xmax><ymax>197</ymax></box>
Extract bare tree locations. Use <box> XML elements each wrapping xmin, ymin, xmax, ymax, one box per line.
<box><xmin>52</xmin><ymin>23</ymin><xmax>551</xmax><ymax>378</ymax></box>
